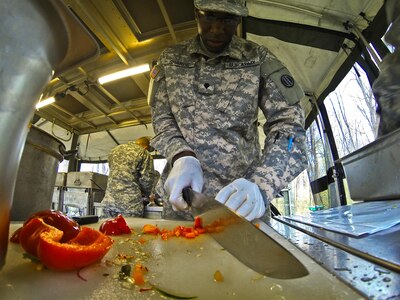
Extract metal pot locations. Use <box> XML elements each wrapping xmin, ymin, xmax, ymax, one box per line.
<box><xmin>0</xmin><ymin>0</ymin><xmax>99</xmax><ymax>270</ymax></box>
<box><xmin>11</xmin><ymin>126</ymin><xmax>65</xmax><ymax>221</ymax></box>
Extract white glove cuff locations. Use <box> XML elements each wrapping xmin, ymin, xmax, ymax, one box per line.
<box><xmin>174</xmin><ymin>155</ymin><xmax>200</xmax><ymax>166</ymax></box>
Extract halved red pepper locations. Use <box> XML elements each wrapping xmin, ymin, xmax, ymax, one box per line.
<box><xmin>18</xmin><ymin>217</ymin><xmax>113</xmax><ymax>271</ymax></box>
<box><xmin>18</xmin><ymin>217</ymin><xmax>53</xmax><ymax>257</ymax></box>
<box><xmin>11</xmin><ymin>210</ymin><xmax>80</xmax><ymax>244</ymax></box>
<box><xmin>99</xmin><ymin>214</ymin><xmax>131</xmax><ymax>235</ymax></box>
<box><xmin>38</xmin><ymin>224</ymin><xmax>113</xmax><ymax>271</ymax></box>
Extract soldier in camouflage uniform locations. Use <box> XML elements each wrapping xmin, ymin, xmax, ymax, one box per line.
<box><xmin>102</xmin><ymin>137</ymin><xmax>156</xmax><ymax>217</ymax></box>
<box><xmin>148</xmin><ymin>0</ymin><xmax>307</xmax><ymax>221</ymax></box>
<box><xmin>373</xmin><ymin>0</ymin><xmax>400</xmax><ymax>136</ymax></box>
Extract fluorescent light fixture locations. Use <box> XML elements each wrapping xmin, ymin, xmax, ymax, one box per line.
<box><xmin>36</xmin><ymin>96</ymin><xmax>55</xmax><ymax>109</ymax></box>
<box><xmin>98</xmin><ymin>64</ymin><xmax>150</xmax><ymax>84</ymax></box>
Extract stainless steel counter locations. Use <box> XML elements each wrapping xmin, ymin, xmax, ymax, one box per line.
<box><xmin>269</xmin><ymin>217</ymin><xmax>400</xmax><ymax>299</ymax></box>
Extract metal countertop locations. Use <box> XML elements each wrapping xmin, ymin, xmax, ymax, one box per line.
<box><xmin>269</xmin><ymin>218</ymin><xmax>400</xmax><ymax>299</ymax></box>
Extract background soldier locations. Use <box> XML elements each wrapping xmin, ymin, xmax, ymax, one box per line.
<box><xmin>102</xmin><ymin>136</ymin><xmax>155</xmax><ymax>217</ymax></box>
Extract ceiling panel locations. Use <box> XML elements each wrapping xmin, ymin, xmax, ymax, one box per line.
<box><xmin>36</xmin><ymin>0</ymin><xmax>197</xmax><ymax>136</ymax></box>
<box><xmin>33</xmin><ymin>0</ymin><xmax>386</xmax><ymax>160</ymax></box>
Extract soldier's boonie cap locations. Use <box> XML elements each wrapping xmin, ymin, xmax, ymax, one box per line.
<box><xmin>194</xmin><ymin>0</ymin><xmax>249</xmax><ymax>17</ymax></box>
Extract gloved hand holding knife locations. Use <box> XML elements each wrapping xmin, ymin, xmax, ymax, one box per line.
<box><xmin>165</xmin><ymin>155</ymin><xmax>265</xmax><ymax>221</ymax></box>
<box><xmin>164</xmin><ymin>156</ymin><xmax>204</xmax><ymax>211</ymax></box>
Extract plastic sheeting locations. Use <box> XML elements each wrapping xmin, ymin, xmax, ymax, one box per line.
<box><xmin>282</xmin><ymin>200</ymin><xmax>400</xmax><ymax>237</ymax></box>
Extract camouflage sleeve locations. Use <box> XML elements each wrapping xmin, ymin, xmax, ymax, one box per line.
<box><xmin>248</xmin><ymin>50</ymin><xmax>308</xmax><ymax>203</ymax></box>
<box><xmin>138</xmin><ymin>151</ymin><xmax>156</xmax><ymax>196</ymax></box>
<box><xmin>148</xmin><ymin>59</ymin><xmax>194</xmax><ymax>163</ymax></box>
<box><xmin>372</xmin><ymin>2</ymin><xmax>400</xmax><ymax>136</ymax></box>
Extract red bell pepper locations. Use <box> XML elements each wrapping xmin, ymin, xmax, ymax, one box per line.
<box><xmin>18</xmin><ymin>217</ymin><xmax>53</xmax><ymax>257</ymax></box>
<box><xmin>38</xmin><ymin>224</ymin><xmax>113</xmax><ymax>271</ymax></box>
<box><xmin>10</xmin><ymin>210</ymin><xmax>80</xmax><ymax>244</ymax></box>
<box><xmin>99</xmin><ymin>214</ymin><xmax>131</xmax><ymax>235</ymax></box>
<box><xmin>16</xmin><ymin>216</ymin><xmax>113</xmax><ymax>271</ymax></box>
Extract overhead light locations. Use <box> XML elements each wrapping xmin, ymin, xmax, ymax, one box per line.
<box><xmin>35</xmin><ymin>96</ymin><xmax>55</xmax><ymax>109</ymax></box>
<box><xmin>98</xmin><ymin>64</ymin><xmax>150</xmax><ymax>84</ymax></box>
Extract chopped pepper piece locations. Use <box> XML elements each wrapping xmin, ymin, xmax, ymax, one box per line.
<box><xmin>214</xmin><ymin>270</ymin><xmax>224</xmax><ymax>282</ymax></box>
<box><xmin>142</xmin><ymin>217</ymin><xmax>207</xmax><ymax>240</ymax></box>
<box><xmin>99</xmin><ymin>214</ymin><xmax>132</xmax><ymax>235</ymax></box>
<box><xmin>132</xmin><ymin>263</ymin><xmax>147</xmax><ymax>285</ymax></box>
<box><xmin>142</xmin><ymin>224</ymin><xmax>160</xmax><ymax>235</ymax></box>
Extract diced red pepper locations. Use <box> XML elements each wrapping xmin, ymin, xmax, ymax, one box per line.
<box><xmin>142</xmin><ymin>224</ymin><xmax>160</xmax><ymax>235</ymax></box>
<box><xmin>194</xmin><ymin>216</ymin><xmax>202</xmax><ymax>229</ymax></box>
<box><xmin>185</xmin><ymin>232</ymin><xmax>196</xmax><ymax>239</ymax></box>
<box><xmin>99</xmin><ymin>214</ymin><xmax>131</xmax><ymax>235</ymax></box>
<box><xmin>142</xmin><ymin>217</ymin><xmax>207</xmax><ymax>240</ymax></box>
<box><xmin>214</xmin><ymin>270</ymin><xmax>224</xmax><ymax>282</ymax></box>
<box><xmin>196</xmin><ymin>227</ymin><xmax>206</xmax><ymax>234</ymax></box>
<box><xmin>137</xmin><ymin>237</ymin><xmax>147</xmax><ymax>244</ymax></box>
<box><xmin>133</xmin><ymin>263</ymin><xmax>147</xmax><ymax>285</ymax></box>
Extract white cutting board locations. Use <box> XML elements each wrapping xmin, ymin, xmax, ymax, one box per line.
<box><xmin>0</xmin><ymin>218</ymin><xmax>364</xmax><ymax>300</ymax></box>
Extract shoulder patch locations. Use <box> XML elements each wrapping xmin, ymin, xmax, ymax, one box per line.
<box><xmin>261</xmin><ymin>61</ymin><xmax>304</xmax><ymax>105</ymax></box>
<box><xmin>150</xmin><ymin>65</ymin><xmax>161</xmax><ymax>79</ymax></box>
<box><xmin>280</xmin><ymin>74</ymin><xmax>294</xmax><ymax>88</ymax></box>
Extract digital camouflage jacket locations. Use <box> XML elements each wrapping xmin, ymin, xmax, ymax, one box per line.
<box><xmin>149</xmin><ymin>35</ymin><xmax>307</xmax><ymax>220</ymax></box>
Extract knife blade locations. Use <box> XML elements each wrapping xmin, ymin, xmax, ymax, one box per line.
<box><xmin>182</xmin><ymin>187</ymin><xmax>308</xmax><ymax>279</ymax></box>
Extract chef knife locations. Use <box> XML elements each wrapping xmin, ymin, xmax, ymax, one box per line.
<box><xmin>182</xmin><ymin>187</ymin><xmax>309</xmax><ymax>279</ymax></box>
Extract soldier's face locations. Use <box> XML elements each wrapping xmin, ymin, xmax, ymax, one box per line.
<box><xmin>195</xmin><ymin>10</ymin><xmax>241</xmax><ymax>53</ymax></box>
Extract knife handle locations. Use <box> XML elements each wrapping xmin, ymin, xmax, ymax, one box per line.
<box><xmin>182</xmin><ymin>187</ymin><xmax>192</xmax><ymax>206</ymax></box>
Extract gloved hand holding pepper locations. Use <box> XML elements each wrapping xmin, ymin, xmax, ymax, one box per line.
<box><xmin>164</xmin><ymin>156</ymin><xmax>204</xmax><ymax>211</ymax></box>
<box><xmin>216</xmin><ymin>178</ymin><xmax>266</xmax><ymax>221</ymax></box>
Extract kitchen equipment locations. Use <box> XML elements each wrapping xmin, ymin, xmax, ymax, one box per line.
<box><xmin>11</xmin><ymin>126</ymin><xmax>65</xmax><ymax>221</ymax></box>
<box><xmin>182</xmin><ymin>188</ymin><xmax>309</xmax><ymax>279</ymax></box>
<box><xmin>63</xmin><ymin>172</ymin><xmax>108</xmax><ymax>216</ymax></box>
<box><xmin>72</xmin><ymin>215</ymin><xmax>99</xmax><ymax>225</ymax></box>
<box><xmin>144</xmin><ymin>205</ymin><xmax>163</xmax><ymax>219</ymax></box>
<box><xmin>338</xmin><ymin>127</ymin><xmax>400</xmax><ymax>201</ymax></box>
<box><xmin>0</xmin><ymin>0</ymin><xmax>99</xmax><ymax>270</ymax></box>
<box><xmin>66</xmin><ymin>171</ymin><xmax>108</xmax><ymax>191</ymax></box>
<box><xmin>52</xmin><ymin>172</ymin><xmax>67</xmax><ymax>210</ymax></box>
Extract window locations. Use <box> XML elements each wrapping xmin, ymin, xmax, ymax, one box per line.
<box><xmin>325</xmin><ymin>65</ymin><xmax>378</xmax><ymax>158</ymax></box>
<box><xmin>80</xmin><ymin>162</ymin><xmax>109</xmax><ymax>175</ymax></box>
<box><xmin>277</xmin><ymin>63</ymin><xmax>379</xmax><ymax>216</ymax></box>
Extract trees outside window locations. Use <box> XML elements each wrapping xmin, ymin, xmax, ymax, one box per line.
<box><xmin>276</xmin><ymin>63</ymin><xmax>379</xmax><ymax>216</ymax></box>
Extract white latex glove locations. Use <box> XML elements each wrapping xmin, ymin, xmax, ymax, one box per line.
<box><xmin>164</xmin><ymin>156</ymin><xmax>204</xmax><ymax>211</ymax></box>
<box><xmin>215</xmin><ymin>178</ymin><xmax>266</xmax><ymax>221</ymax></box>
